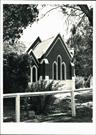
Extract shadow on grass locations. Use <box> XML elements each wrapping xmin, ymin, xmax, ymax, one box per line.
<box><xmin>3</xmin><ymin>91</ymin><xmax>93</xmax><ymax>122</ymax></box>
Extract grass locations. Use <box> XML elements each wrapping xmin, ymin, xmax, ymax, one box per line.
<box><xmin>3</xmin><ymin>91</ymin><xmax>93</xmax><ymax>122</ymax></box>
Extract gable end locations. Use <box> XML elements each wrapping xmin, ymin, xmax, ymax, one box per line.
<box><xmin>45</xmin><ymin>34</ymin><xmax>72</xmax><ymax>61</ymax></box>
<box><xmin>26</xmin><ymin>37</ymin><xmax>41</xmax><ymax>53</ymax></box>
<box><xmin>27</xmin><ymin>50</ymin><xmax>39</xmax><ymax>68</ymax></box>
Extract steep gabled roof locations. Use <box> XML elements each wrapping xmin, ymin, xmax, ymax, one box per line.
<box><xmin>27</xmin><ymin>48</ymin><xmax>39</xmax><ymax>67</ymax></box>
<box><xmin>27</xmin><ymin>34</ymin><xmax>72</xmax><ymax>62</ymax></box>
<box><xmin>33</xmin><ymin>36</ymin><xmax>56</xmax><ymax>59</ymax></box>
<box><xmin>45</xmin><ymin>34</ymin><xmax>72</xmax><ymax>61</ymax></box>
<box><xmin>26</xmin><ymin>36</ymin><xmax>41</xmax><ymax>53</ymax></box>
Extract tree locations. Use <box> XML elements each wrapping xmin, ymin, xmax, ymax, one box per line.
<box><xmin>61</xmin><ymin>4</ymin><xmax>93</xmax><ymax>27</ymax></box>
<box><xmin>39</xmin><ymin>4</ymin><xmax>93</xmax><ymax>27</ymax></box>
<box><xmin>3</xmin><ymin>4</ymin><xmax>39</xmax><ymax>93</ymax></box>
<box><xmin>3</xmin><ymin>41</ymin><xmax>26</xmax><ymax>55</ymax></box>
<box><xmin>61</xmin><ymin>4</ymin><xmax>93</xmax><ymax>79</ymax></box>
<box><xmin>3</xmin><ymin>4</ymin><xmax>39</xmax><ymax>44</ymax></box>
<box><xmin>78</xmin><ymin>5</ymin><xmax>93</xmax><ymax>26</ymax></box>
<box><xmin>67</xmin><ymin>23</ymin><xmax>92</xmax><ymax>78</ymax></box>
<box><xmin>39</xmin><ymin>4</ymin><xmax>93</xmax><ymax>78</ymax></box>
<box><xmin>3</xmin><ymin>53</ymin><xmax>32</xmax><ymax>93</ymax></box>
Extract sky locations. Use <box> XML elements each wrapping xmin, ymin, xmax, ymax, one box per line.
<box><xmin>20</xmin><ymin>5</ymin><xmax>73</xmax><ymax>48</ymax></box>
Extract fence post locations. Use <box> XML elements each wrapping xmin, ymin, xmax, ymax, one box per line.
<box><xmin>71</xmin><ymin>63</ymin><xmax>76</xmax><ymax>117</ymax></box>
<box><xmin>16</xmin><ymin>95</ymin><xmax>20</xmax><ymax>122</ymax></box>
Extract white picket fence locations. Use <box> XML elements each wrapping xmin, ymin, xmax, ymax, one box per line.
<box><xmin>3</xmin><ymin>87</ymin><xmax>92</xmax><ymax>122</ymax></box>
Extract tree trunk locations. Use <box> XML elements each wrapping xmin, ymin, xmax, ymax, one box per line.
<box><xmin>78</xmin><ymin>5</ymin><xmax>93</xmax><ymax>26</ymax></box>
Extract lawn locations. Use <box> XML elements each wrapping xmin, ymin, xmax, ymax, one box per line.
<box><xmin>3</xmin><ymin>90</ymin><xmax>92</xmax><ymax>122</ymax></box>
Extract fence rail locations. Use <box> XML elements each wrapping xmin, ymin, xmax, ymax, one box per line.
<box><xmin>3</xmin><ymin>88</ymin><xmax>92</xmax><ymax>98</ymax></box>
<box><xmin>3</xmin><ymin>87</ymin><xmax>92</xmax><ymax>122</ymax></box>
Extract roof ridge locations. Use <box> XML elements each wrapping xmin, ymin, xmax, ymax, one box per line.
<box><xmin>41</xmin><ymin>36</ymin><xmax>55</xmax><ymax>42</ymax></box>
<box><xmin>28</xmin><ymin>33</ymin><xmax>72</xmax><ymax>60</ymax></box>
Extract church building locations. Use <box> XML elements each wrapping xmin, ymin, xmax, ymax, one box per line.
<box><xmin>26</xmin><ymin>34</ymin><xmax>74</xmax><ymax>89</ymax></box>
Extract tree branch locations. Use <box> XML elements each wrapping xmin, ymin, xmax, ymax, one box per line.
<box><xmin>78</xmin><ymin>5</ymin><xmax>93</xmax><ymax>26</ymax></box>
<box><xmin>38</xmin><ymin>6</ymin><xmax>60</xmax><ymax>20</ymax></box>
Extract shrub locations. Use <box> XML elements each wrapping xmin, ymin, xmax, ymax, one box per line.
<box><xmin>75</xmin><ymin>76</ymin><xmax>85</xmax><ymax>89</ymax></box>
<box><xmin>76</xmin><ymin>107</ymin><xmax>92</xmax><ymax>118</ymax></box>
<box><xmin>75</xmin><ymin>92</ymin><xmax>92</xmax><ymax>103</ymax></box>
<box><xmin>21</xmin><ymin>80</ymin><xmax>60</xmax><ymax>115</ymax></box>
<box><xmin>3</xmin><ymin>53</ymin><xmax>31</xmax><ymax>93</ymax></box>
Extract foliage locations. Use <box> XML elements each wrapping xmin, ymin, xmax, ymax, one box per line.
<box><xmin>64</xmin><ymin>5</ymin><xmax>93</xmax><ymax>78</ymax></box>
<box><xmin>3</xmin><ymin>41</ymin><xmax>26</xmax><ymax>55</ymax></box>
<box><xmin>3</xmin><ymin>53</ymin><xmax>31</xmax><ymax>93</ymax></box>
<box><xmin>38</xmin><ymin>4</ymin><xmax>93</xmax><ymax>78</ymax></box>
<box><xmin>76</xmin><ymin>107</ymin><xmax>92</xmax><ymax>118</ymax></box>
<box><xmin>62</xmin><ymin>4</ymin><xmax>93</xmax><ymax>26</ymax></box>
<box><xmin>75</xmin><ymin>76</ymin><xmax>85</xmax><ymax>89</ymax></box>
<box><xmin>78</xmin><ymin>5</ymin><xmax>93</xmax><ymax>26</ymax></box>
<box><xmin>3</xmin><ymin>4</ymin><xmax>39</xmax><ymax>44</ymax></box>
<box><xmin>75</xmin><ymin>92</ymin><xmax>92</xmax><ymax>103</ymax></box>
<box><xmin>39</xmin><ymin>4</ymin><xmax>93</xmax><ymax>27</ymax></box>
<box><xmin>67</xmin><ymin>23</ymin><xmax>92</xmax><ymax>78</ymax></box>
<box><xmin>22</xmin><ymin>81</ymin><xmax>60</xmax><ymax>115</ymax></box>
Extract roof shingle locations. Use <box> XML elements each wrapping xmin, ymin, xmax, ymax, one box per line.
<box><xmin>33</xmin><ymin>36</ymin><xmax>55</xmax><ymax>59</ymax></box>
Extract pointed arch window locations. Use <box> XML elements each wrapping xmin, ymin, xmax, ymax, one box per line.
<box><xmin>42</xmin><ymin>60</ymin><xmax>45</xmax><ymax>79</ymax></box>
<box><xmin>32</xmin><ymin>65</ymin><xmax>37</xmax><ymax>82</ymax></box>
<box><xmin>52</xmin><ymin>62</ymin><xmax>57</xmax><ymax>80</ymax></box>
<box><xmin>62</xmin><ymin>62</ymin><xmax>66</xmax><ymax>80</ymax></box>
<box><xmin>57</xmin><ymin>55</ymin><xmax>62</xmax><ymax>80</ymax></box>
